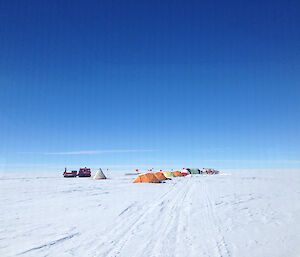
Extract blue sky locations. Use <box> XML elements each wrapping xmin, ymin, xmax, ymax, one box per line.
<box><xmin>1</xmin><ymin>0</ymin><xmax>300</xmax><ymax>172</ymax></box>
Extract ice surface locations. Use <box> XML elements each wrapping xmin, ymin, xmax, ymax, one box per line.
<box><xmin>1</xmin><ymin>170</ymin><xmax>300</xmax><ymax>257</ymax></box>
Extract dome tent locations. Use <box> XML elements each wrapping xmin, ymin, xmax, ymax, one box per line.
<box><xmin>163</xmin><ymin>171</ymin><xmax>176</xmax><ymax>178</ymax></box>
<box><xmin>93</xmin><ymin>168</ymin><xmax>107</xmax><ymax>180</ymax></box>
<box><xmin>153</xmin><ymin>172</ymin><xmax>168</xmax><ymax>181</ymax></box>
<box><xmin>187</xmin><ymin>168</ymin><xmax>200</xmax><ymax>174</ymax></box>
<box><xmin>172</xmin><ymin>171</ymin><xmax>184</xmax><ymax>177</ymax></box>
<box><xmin>133</xmin><ymin>173</ymin><xmax>160</xmax><ymax>183</ymax></box>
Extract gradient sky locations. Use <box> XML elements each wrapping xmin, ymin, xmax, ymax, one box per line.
<box><xmin>1</xmin><ymin>0</ymin><xmax>300</xmax><ymax>172</ymax></box>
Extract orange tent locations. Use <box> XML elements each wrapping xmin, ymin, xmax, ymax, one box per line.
<box><xmin>133</xmin><ymin>173</ymin><xmax>160</xmax><ymax>183</ymax></box>
<box><xmin>153</xmin><ymin>172</ymin><xmax>168</xmax><ymax>181</ymax></box>
<box><xmin>172</xmin><ymin>171</ymin><xmax>185</xmax><ymax>177</ymax></box>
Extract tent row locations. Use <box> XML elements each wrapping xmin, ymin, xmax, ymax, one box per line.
<box><xmin>185</xmin><ymin>168</ymin><xmax>220</xmax><ymax>174</ymax></box>
<box><xmin>133</xmin><ymin>168</ymin><xmax>220</xmax><ymax>183</ymax></box>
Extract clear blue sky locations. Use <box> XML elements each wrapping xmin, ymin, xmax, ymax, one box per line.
<box><xmin>1</xmin><ymin>0</ymin><xmax>300</xmax><ymax>172</ymax></box>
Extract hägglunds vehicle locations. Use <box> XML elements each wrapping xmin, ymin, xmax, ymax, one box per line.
<box><xmin>63</xmin><ymin>168</ymin><xmax>77</xmax><ymax>177</ymax></box>
<box><xmin>78</xmin><ymin>167</ymin><xmax>91</xmax><ymax>177</ymax></box>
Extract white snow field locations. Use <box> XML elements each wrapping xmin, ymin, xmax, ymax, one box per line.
<box><xmin>1</xmin><ymin>170</ymin><xmax>300</xmax><ymax>257</ymax></box>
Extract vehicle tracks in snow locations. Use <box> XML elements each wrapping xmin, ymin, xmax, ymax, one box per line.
<box><xmin>137</xmin><ymin>177</ymin><xmax>193</xmax><ymax>257</ymax></box>
<box><xmin>201</xmin><ymin>180</ymin><xmax>231</xmax><ymax>257</ymax></box>
<box><xmin>17</xmin><ymin>232</ymin><xmax>80</xmax><ymax>256</ymax></box>
<box><xmin>88</xmin><ymin>178</ymin><xmax>192</xmax><ymax>257</ymax></box>
<box><xmin>86</xmin><ymin>176</ymin><xmax>232</xmax><ymax>257</ymax></box>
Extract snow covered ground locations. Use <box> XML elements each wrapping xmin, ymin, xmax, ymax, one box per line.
<box><xmin>1</xmin><ymin>170</ymin><xmax>300</xmax><ymax>257</ymax></box>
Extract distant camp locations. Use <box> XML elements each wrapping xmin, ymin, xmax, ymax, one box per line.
<box><xmin>132</xmin><ymin>168</ymin><xmax>220</xmax><ymax>183</ymax></box>
<box><xmin>63</xmin><ymin>167</ymin><xmax>220</xmax><ymax>182</ymax></box>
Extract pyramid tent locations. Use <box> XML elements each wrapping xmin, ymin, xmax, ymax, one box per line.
<box><xmin>133</xmin><ymin>173</ymin><xmax>160</xmax><ymax>183</ymax></box>
<box><xmin>189</xmin><ymin>168</ymin><xmax>200</xmax><ymax>174</ymax></box>
<box><xmin>172</xmin><ymin>171</ymin><xmax>184</xmax><ymax>177</ymax></box>
<box><xmin>163</xmin><ymin>171</ymin><xmax>176</xmax><ymax>178</ymax></box>
<box><xmin>93</xmin><ymin>168</ymin><xmax>106</xmax><ymax>179</ymax></box>
<box><xmin>154</xmin><ymin>172</ymin><xmax>168</xmax><ymax>181</ymax></box>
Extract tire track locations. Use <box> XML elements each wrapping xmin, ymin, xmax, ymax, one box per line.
<box><xmin>142</xmin><ymin>178</ymin><xmax>192</xmax><ymax>257</ymax></box>
<box><xmin>174</xmin><ymin>177</ymin><xmax>194</xmax><ymax>257</ymax></box>
<box><xmin>88</xmin><ymin>181</ymin><xmax>183</xmax><ymax>257</ymax></box>
<box><xmin>17</xmin><ymin>233</ymin><xmax>80</xmax><ymax>256</ymax></box>
<box><xmin>202</xmin><ymin>181</ymin><xmax>231</xmax><ymax>257</ymax></box>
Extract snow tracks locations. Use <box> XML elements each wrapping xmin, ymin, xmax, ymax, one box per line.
<box><xmin>87</xmin><ymin>176</ymin><xmax>232</xmax><ymax>257</ymax></box>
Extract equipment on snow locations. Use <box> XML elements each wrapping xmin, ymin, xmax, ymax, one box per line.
<box><xmin>78</xmin><ymin>167</ymin><xmax>91</xmax><ymax>177</ymax></box>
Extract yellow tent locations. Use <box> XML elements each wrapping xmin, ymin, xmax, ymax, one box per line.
<box><xmin>163</xmin><ymin>171</ymin><xmax>175</xmax><ymax>178</ymax></box>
